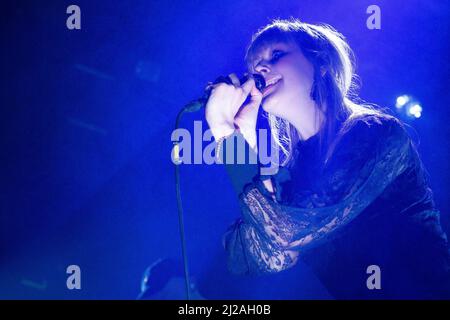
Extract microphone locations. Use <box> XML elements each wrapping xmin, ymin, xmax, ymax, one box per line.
<box><xmin>182</xmin><ymin>73</ymin><xmax>266</xmax><ymax>113</ymax></box>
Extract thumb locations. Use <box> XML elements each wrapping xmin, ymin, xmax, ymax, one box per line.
<box><xmin>241</xmin><ymin>76</ymin><xmax>256</xmax><ymax>95</ymax></box>
<box><xmin>241</xmin><ymin>77</ymin><xmax>262</xmax><ymax>104</ymax></box>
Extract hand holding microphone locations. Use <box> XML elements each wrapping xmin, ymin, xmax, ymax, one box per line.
<box><xmin>174</xmin><ymin>74</ymin><xmax>265</xmax><ymax>295</ymax></box>
<box><xmin>204</xmin><ymin>73</ymin><xmax>265</xmax><ymax>146</ymax></box>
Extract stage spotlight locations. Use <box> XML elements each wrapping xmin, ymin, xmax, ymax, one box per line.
<box><xmin>395</xmin><ymin>95</ymin><xmax>410</xmax><ymax>109</ymax></box>
<box><xmin>394</xmin><ymin>94</ymin><xmax>422</xmax><ymax>120</ymax></box>
<box><xmin>407</xmin><ymin>103</ymin><xmax>422</xmax><ymax>119</ymax></box>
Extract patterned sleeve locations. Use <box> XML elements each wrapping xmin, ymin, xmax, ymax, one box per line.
<box><xmin>223</xmin><ymin>115</ymin><xmax>413</xmax><ymax>275</ymax></box>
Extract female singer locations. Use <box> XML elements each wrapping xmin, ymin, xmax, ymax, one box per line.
<box><xmin>204</xmin><ymin>18</ymin><xmax>450</xmax><ymax>299</ymax></box>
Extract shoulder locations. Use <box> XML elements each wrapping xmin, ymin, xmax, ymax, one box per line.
<box><xmin>340</xmin><ymin>112</ymin><xmax>410</xmax><ymax>144</ymax></box>
<box><xmin>325</xmin><ymin>112</ymin><xmax>411</xmax><ymax>164</ymax></box>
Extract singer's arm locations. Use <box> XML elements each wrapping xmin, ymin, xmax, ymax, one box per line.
<box><xmin>223</xmin><ymin>115</ymin><xmax>414</xmax><ymax>275</ymax></box>
<box><xmin>217</xmin><ymin>130</ymin><xmax>259</xmax><ymax>196</ymax></box>
<box><xmin>217</xmin><ymin>129</ymin><xmax>299</xmax><ymax>274</ymax></box>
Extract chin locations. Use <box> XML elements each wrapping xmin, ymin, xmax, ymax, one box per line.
<box><xmin>261</xmin><ymin>95</ymin><xmax>277</xmax><ymax>113</ymax></box>
<box><xmin>261</xmin><ymin>102</ymin><xmax>271</xmax><ymax>113</ymax></box>
<box><xmin>261</xmin><ymin>96</ymin><xmax>283</xmax><ymax>117</ymax></box>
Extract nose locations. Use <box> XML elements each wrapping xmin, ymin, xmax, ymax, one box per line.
<box><xmin>254</xmin><ymin>64</ymin><xmax>273</xmax><ymax>88</ymax></box>
<box><xmin>254</xmin><ymin>62</ymin><xmax>271</xmax><ymax>75</ymax></box>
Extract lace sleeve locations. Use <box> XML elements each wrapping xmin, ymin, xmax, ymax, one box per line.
<box><xmin>224</xmin><ymin>116</ymin><xmax>413</xmax><ymax>275</ymax></box>
<box><xmin>223</xmin><ymin>218</ymin><xmax>300</xmax><ymax>275</ymax></box>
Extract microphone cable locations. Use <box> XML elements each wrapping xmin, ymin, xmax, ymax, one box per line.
<box><xmin>172</xmin><ymin>74</ymin><xmax>266</xmax><ymax>300</ymax></box>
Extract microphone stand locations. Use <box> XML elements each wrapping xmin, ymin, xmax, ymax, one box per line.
<box><xmin>172</xmin><ymin>74</ymin><xmax>265</xmax><ymax>300</ymax></box>
<box><xmin>171</xmin><ymin>80</ymin><xmax>226</xmax><ymax>300</ymax></box>
<box><xmin>173</xmin><ymin>107</ymin><xmax>192</xmax><ymax>300</ymax></box>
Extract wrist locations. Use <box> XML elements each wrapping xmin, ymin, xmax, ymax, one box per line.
<box><xmin>210</xmin><ymin>124</ymin><xmax>235</xmax><ymax>141</ymax></box>
<box><xmin>237</xmin><ymin>127</ymin><xmax>257</xmax><ymax>152</ymax></box>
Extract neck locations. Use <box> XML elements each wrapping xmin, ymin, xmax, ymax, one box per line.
<box><xmin>290</xmin><ymin>102</ymin><xmax>325</xmax><ymax>141</ymax></box>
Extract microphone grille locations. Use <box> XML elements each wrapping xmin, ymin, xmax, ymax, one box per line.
<box><xmin>252</xmin><ymin>74</ymin><xmax>266</xmax><ymax>91</ymax></box>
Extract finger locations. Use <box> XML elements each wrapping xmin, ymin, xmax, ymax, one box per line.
<box><xmin>240</xmin><ymin>76</ymin><xmax>256</xmax><ymax>96</ymax></box>
<box><xmin>206</xmin><ymin>82</ymin><xmax>229</xmax><ymax>93</ymax></box>
<box><xmin>205</xmin><ymin>81</ymin><xmax>225</xmax><ymax>91</ymax></box>
<box><xmin>242</xmin><ymin>78</ymin><xmax>262</xmax><ymax>108</ymax></box>
<box><xmin>249</xmin><ymin>81</ymin><xmax>263</xmax><ymax>99</ymax></box>
<box><xmin>228</xmin><ymin>73</ymin><xmax>240</xmax><ymax>87</ymax></box>
<box><xmin>204</xmin><ymin>81</ymin><xmax>214</xmax><ymax>91</ymax></box>
<box><xmin>214</xmin><ymin>75</ymin><xmax>228</xmax><ymax>84</ymax></box>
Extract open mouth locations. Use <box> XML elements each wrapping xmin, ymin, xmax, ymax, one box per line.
<box><xmin>262</xmin><ymin>78</ymin><xmax>282</xmax><ymax>98</ymax></box>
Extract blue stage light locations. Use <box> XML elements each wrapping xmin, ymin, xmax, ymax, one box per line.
<box><xmin>407</xmin><ymin>103</ymin><xmax>422</xmax><ymax>118</ymax></box>
<box><xmin>396</xmin><ymin>95</ymin><xmax>410</xmax><ymax>109</ymax></box>
<box><xmin>394</xmin><ymin>94</ymin><xmax>422</xmax><ymax>119</ymax></box>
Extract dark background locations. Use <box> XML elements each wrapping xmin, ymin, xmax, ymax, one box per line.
<box><xmin>1</xmin><ymin>0</ymin><xmax>449</xmax><ymax>298</ymax></box>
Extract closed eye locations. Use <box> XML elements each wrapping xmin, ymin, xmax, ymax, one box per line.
<box><xmin>270</xmin><ymin>50</ymin><xmax>285</xmax><ymax>63</ymax></box>
<box><xmin>253</xmin><ymin>49</ymin><xmax>286</xmax><ymax>70</ymax></box>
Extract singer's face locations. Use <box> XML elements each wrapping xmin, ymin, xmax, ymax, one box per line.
<box><xmin>249</xmin><ymin>40</ymin><xmax>315</xmax><ymax>120</ymax></box>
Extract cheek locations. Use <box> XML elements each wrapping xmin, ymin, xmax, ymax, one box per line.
<box><xmin>279</xmin><ymin>62</ymin><xmax>314</xmax><ymax>98</ymax></box>
<box><xmin>296</xmin><ymin>67</ymin><xmax>314</xmax><ymax>91</ymax></box>
<box><xmin>287</xmin><ymin>72</ymin><xmax>313</xmax><ymax>103</ymax></box>
<box><xmin>282</xmin><ymin>71</ymin><xmax>313</xmax><ymax>103</ymax></box>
